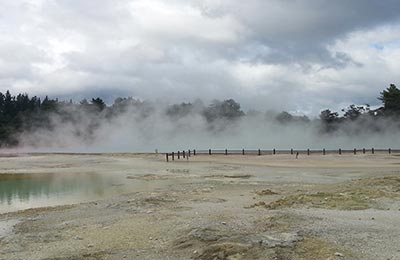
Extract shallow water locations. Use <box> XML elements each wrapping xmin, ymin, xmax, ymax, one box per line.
<box><xmin>0</xmin><ymin>172</ymin><xmax>182</xmax><ymax>214</ymax></box>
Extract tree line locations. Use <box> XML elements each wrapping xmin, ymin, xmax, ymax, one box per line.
<box><xmin>0</xmin><ymin>84</ymin><xmax>399</xmax><ymax>148</ymax></box>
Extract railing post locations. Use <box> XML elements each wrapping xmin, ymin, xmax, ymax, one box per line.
<box><xmin>178</xmin><ymin>151</ymin><xmax>180</xmax><ymax>159</ymax></box>
<box><xmin>389</xmin><ymin>148</ymin><xmax>391</xmax><ymax>154</ymax></box>
<box><xmin>307</xmin><ymin>149</ymin><xmax>310</xmax><ymax>156</ymax></box>
<box><xmin>291</xmin><ymin>149</ymin><xmax>293</xmax><ymax>155</ymax></box>
<box><xmin>323</xmin><ymin>148</ymin><xmax>325</xmax><ymax>155</ymax></box>
<box><xmin>225</xmin><ymin>149</ymin><xmax>228</xmax><ymax>155</ymax></box>
<box><xmin>242</xmin><ymin>149</ymin><xmax>245</xmax><ymax>155</ymax></box>
<box><xmin>353</xmin><ymin>148</ymin><xmax>356</xmax><ymax>155</ymax></box>
<box><xmin>209</xmin><ymin>149</ymin><xmax>211</xmax><ymax>155</ymax></box>
<box><xmin>166</xmin><ymin>153</ymin><xmax>169</xmax><ymax>162</ymax></box>
<box><xmin>372</xmin><ymin>148</ymin><xmax>374</xmax><ymax>154</ymax></box>
<box><xmin>183</xmin><ymin>151</ymin><xmax>186</xmax><ymax>158</ymax></box>
<box><xmin>194</xmin><ymin>149</ymin><xmax>196</xmax><ymax>156</ymax></box>
<box><xmin>273</xmin><ymin>149</ymin><xmax>276</xmax><ymax>155</ymax></box>
<box><xmin>258</xmin><ymin>149</ymin><xmax>261</xmax><ymax>156</ymax></box>
<box><xmin>363</xmin><ymin>148</ymin><xmax>365</xmax><ymax>154</ymax></box>
<box><xmin>339</xmin><ymin>148</ymin><xmax>342</xmax><ymax>155</ymax></box>
<box><xmin>188</xmin><ymin>150</ymin><xmax>191</xmax><ymax>157</ymax></box>
<box><xmin>172</xmin><ymin>152</ymin><xmax>175</xmax><ymax>161</ymax></box>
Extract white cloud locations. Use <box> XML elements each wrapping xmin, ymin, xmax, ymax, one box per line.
<box><xmin>0</xmin><ymin>0</ymin><xmax>400</xmax><ymax>114</ymax></box>
<box><xmin>129</xmin><ymin>0</ymin><xmax>245</xmax><ymax>44</ymax></box>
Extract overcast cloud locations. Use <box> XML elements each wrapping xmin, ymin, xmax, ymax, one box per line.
<box><xmin>1</xmin><ymin>0</ymin><xmax>400</xmax><ymax>115</ymax></box>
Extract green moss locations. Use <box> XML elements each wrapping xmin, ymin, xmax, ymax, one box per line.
<box><xmin>292</xmin><ymin>237</ymin><xmax>356</xmax><ymax>260</ymax></box>
<box><xmin>261</xmin><ymin>176</ymin><xmax>400</xmax><ymax>210</ymax></box>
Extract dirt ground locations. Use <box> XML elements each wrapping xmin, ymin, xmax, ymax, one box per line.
<box><xmin>0</xmin><ymin>153</ymin><xmax>399</xmax><ymax>260</ymax></box>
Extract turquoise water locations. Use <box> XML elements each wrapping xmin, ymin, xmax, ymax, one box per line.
<box><xmin>0</xmin><ymin>171</ymin><xmax>185</xmax><ymax>213</ymax></box>
<box><xmin>0</xmin><ymin>173</ymin><xmax>116</xmax><ymax>213</ymax></box>
<box><xmin>0</xmin><ymin>174</ymin><xmax>102</xmax><ymax>201</ymax></box>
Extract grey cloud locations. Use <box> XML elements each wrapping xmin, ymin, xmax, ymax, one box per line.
<box><xmin>0</xmin><ymin>0</ymin><xmax>399</xmax><ymax>114</ymax></box>
<box><xmin>207</xmin><ymin>0</ymin><xmax>400</xmax><ymax>64</ymax></box>
<box><xmin>0</xmin><ymin>41</ymin><xmax>48</xmax><ymax>82</ymax></box>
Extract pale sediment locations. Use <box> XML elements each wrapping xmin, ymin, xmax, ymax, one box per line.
<box><xmin>0</xmin><ymin>153</ymin><xmax>399</xmax><ymax>260</ymax></box>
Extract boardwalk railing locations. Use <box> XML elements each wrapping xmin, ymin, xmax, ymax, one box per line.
<box><xmin>165</xmin><ymin>148</ymin><xmax>399</xmax><ymax>162</ymax></box>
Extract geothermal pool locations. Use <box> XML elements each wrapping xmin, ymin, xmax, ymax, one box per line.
<box><xmin>0</xmin><ymin>154</ymin><xmax>175</xmax><ymax>213</ymax></box>
<box><xmin>0</xmin><ymin>173</ymin><xmax>111</xmax><ymax>213</ymax></box>
<box><xmin>0</xmin><ymin>171</ymin><xmax>184</xmax><ymax>214</ymax></box>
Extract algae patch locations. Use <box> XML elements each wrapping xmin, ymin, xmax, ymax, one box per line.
<box><xmin>291</xmin><ymin>237</ymin><xmax>355</xmax><ymax>260</ymax></box>
<box><xmin>252</xmin><ymin>176</ymin><xmax>400</xmax><ymax>210</ymax></box>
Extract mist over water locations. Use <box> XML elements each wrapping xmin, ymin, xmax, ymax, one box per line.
<box><xmin>12</xmin><ymin>101</ymin><xmax>400</xmax><ymax>153</ymax></box>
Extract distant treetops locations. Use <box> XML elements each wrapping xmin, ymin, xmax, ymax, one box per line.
<box><xmin>0</xmin><ymin>84</ymin><xmax>399</xmax><ymax>147</ymax></box>
<box><xmin>379</xmin><ymin>84</ymin><xmax>400</xmax><ymax>114</ymax></box>
<box><xmin>318</xmin><ymin>84</ymin><xmax>400</xmax><ymax>133</ymax></box>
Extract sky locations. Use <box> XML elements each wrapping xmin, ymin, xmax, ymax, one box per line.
<box><xmin>1</xmin><ymin>0</ymin><xmax>400</xmax><ymax>115</ymax></box>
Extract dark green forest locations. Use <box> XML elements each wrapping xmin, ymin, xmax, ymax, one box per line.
<box><xmin>0</xmin><ymin>84</ymin><xmax>399</xmax><ymax>148</ymax></box>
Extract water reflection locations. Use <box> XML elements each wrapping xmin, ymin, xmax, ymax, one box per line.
<box><xmin>0</xmin><ymin>173</ymin><xmax>111</xmax><ymax>213</ymax></box>
<box><xmin>0</xmin><ymin>171</ymin><xmax>193</xmax><ymax>213</ymax></box>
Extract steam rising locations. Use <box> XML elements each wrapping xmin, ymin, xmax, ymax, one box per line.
<box><xmin>14</xmin><ymin>100</ymin><xmax>400</xmax><ymax>153</ymax></box>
